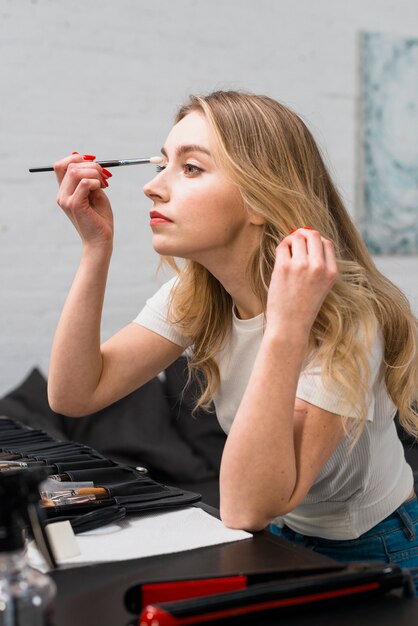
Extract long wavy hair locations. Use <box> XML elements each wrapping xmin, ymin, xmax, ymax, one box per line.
<box><xmin>162</xmin><ymin>90</ymin><xmax>418</xmax><ymax>439</ymax></box>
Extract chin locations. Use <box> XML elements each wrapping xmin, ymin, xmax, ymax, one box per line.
<box><xmin>152</xmin><ymin>237</ymin><xmax>181</xmax><ymax>258</ymax></box>
<box><xmin>152</xmin><ymin>235</ymin><xmax>190</xmax><ymax>258</ymax></box>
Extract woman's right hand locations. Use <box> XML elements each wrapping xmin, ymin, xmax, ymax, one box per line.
<box><xmin>54</xmin><ymin>153</ymin><xmax>114</xmax><ymax>248</ymax></box>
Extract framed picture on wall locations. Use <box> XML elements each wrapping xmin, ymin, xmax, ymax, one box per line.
<box><xmin>359</xmin><ymin>31</ymin><xmax>418</xmax><ymax>255</ymax></box>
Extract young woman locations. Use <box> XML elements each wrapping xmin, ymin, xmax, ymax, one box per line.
<box><xmin>48</xmin><ymin>90</ymin><xmax>418</xmax><ymax>587</ymax></box>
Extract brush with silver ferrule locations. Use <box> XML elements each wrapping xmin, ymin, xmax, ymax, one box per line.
<box><xmin>29</xmin><ymin>156</ymin><xmax>164</xmax><ymax>173</ymax></box>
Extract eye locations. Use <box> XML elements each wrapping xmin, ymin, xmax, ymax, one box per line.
<box><xmin>155</xmin><ymin>164</ymin><xmax>166</xmax><ymax>173</ymax></box>
<box><xmin>183</xmin><ymin>163</ymin><xmax>202</xmax><ymax>176</ymax></box>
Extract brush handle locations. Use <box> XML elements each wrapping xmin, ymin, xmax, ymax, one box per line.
<box><xmin>95</xmin><ymin>158</ymin><xmax>153</xmax><ymax>167</ymax></box>
<box><xmin>77</xmin><ymin>487</ymin><xmax>108</xmax><ymax>496</ymax></box>
<box><xmin>29</xmin><ymin>157</ymin><xmax>159</xmax><ymax>173</ymax></box>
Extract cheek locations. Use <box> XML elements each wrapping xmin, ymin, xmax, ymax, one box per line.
<box><xmin>174</xmin><ymin>186</ymin><xmax>216</xmax><ymax>224</ymax></box>
<box><xmin>174</xmin><ymin>179</ymin><xmax>245</xmax><ymax>227</ymax></box>
<box><xmin>174</xmin><ymin>184</ymin><xmax>205</xmax><ymax>209</ymax></box>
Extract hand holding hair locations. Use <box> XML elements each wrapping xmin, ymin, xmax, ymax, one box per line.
<box><xmin>266</xmin><ymin>227</ymin><xmax>338</xmax><ymax>339</ymax></box>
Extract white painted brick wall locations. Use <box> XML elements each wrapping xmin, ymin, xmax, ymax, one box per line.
<box><xmin>0</xmin><ymin>0</ymin><xmax>417</xmax><ymax>394</ymax></box>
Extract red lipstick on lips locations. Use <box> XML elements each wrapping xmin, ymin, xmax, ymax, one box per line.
<box><xmin>150</xmin><ymin>210</ymin><xmax>173</xmax><ymax>225</ymax></box>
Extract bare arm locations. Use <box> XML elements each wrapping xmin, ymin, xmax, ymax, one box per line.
<box><xmin>48</xmin><ymin>252</ymin><xmax>183</xmax><ymax>415</ymax></box>
<box><xmin>220</xmin><ymin>228</ymin><xmax>344</xmax><ymax>531</ymax></box>
<box><xmin>48</xmin><ymin>154</ymin><xmax>183</xmax><ymax>416</ymax></box>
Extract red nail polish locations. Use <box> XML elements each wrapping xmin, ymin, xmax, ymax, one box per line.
<box><xmin>289</xmin><ymin>229</ymin><xmax>297</xmax><ymax>235</ymax></box>
<box><xmin>83</xmin><ymin>154</ymin><xmax>96</xmax><ymax>161</ymax></box>
<box><xmin>303</xmin><ymin>226</ymin><xmax>313</xmax><ymax>230</ymax></box>
<box><xmin>101</xmin><ymin>177</ymin><xmax>109</xmax><ymax>187</ymax></box>
<box><xmin>101</xmin><ymin>168</ymin><xmax>112</xmax><ymax>178</ymax></box>
<box><xmin>72</xmin><ymin>151</ymin><xmax>79</xmax><ymax>155</ymax></box>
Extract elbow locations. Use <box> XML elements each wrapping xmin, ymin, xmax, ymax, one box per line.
<box><xmin>219</xmin><ymin>474</ymin><xmax>298</xmax><ymax>532</ymax></box>
<box><xmin>219</xmin><ymin>491</ymin><xmax>297</xmax><ymax>533</ymax></box>
<box><xmin>220</xmin><ymin>504</ymin><xmax>275</xmax><ymax>533</ymax></box>
<box><xmin>48</xmin><ymin>400</ymin><xmax>84</xmax><ymax>418</ymax></box>
<box><xmin>47</xmin><ymin>388</ymin><xmax>90</xmax><ymax>418</ymax></box>
<box><xmin>222</xmin><ymin>518</ymin><xmax>268</xmax><ymax>534</ymax></box>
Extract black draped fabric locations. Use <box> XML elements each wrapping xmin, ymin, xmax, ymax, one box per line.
<box><xmin>0</xmin><ymin>359</ymin><xmax>227</xmax><ymax>507</ymax></box>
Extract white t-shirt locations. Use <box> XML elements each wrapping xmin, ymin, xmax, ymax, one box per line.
<box><xmin>134</xmin><ymin>277</ymin><xmax>413</xmax><ymax>540</ymax></box>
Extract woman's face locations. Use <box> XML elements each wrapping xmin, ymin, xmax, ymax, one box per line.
<box><xmin>143</xmin><ymin>111</ymin><xmax>263</xmax><ymax>267</ymax></box>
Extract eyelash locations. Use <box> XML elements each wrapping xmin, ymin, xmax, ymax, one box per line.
<box><xmin>155</xmin><ymin>164</ymin><xmax>202</xmax><ymax>176</ymax></box>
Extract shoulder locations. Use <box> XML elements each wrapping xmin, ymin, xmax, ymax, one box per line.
<box><xmin>133</xmin><ymin>276</ymin><xmax>191</xmax><ymax>349</ymax></box>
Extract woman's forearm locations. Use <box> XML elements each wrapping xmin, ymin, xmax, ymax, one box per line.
<box><xmin>219</xmin><ymin>329</ymin><xmax>307</xmax><ymax>531</ymax></box>
<box><xmin>220</xmin><ymin>230</ymin><xmax>338</xmax><ymax>531</ymax></box>
<box><xmin>48</xmin><ymin>244</ymin><xmax>112</xmax><ymax>415</ymax></box>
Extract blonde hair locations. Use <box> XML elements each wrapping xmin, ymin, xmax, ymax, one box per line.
<box><xmin>162</xmin><ymin>90</ymin><xmax>418</xmax><ymax>440</ymax></box>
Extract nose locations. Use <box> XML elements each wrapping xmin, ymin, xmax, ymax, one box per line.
<box><xmin>143</xmin><ymin>170</ymin><xmax>168</xmax><ymax>201</ymax></box>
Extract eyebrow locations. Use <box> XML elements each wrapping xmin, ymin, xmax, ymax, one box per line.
<box><xmin>160</xmin><ymin>144</ymin><xmax>212</xmax><ymax>159</ymax></box>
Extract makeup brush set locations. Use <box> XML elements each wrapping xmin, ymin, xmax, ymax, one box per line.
<box><xmin>0</xmin><ymin>416</ymin><xmax>201</xmax><ymax>534</ymax></box>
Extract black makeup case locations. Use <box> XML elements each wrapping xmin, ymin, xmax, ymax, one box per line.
<box><xmin>0</xmin><ymin>416</ymin><xmax>201</xmax><ymax>533</ymax></box>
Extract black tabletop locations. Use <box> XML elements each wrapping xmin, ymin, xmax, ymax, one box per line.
<box><xmin>50</xmin><ymin>505</ymin><xmax>418</xmax><ymax>626</ymax></box>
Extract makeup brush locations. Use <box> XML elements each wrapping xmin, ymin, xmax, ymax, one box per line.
<box><xmin>40</xmin><ymin>494</ymin><xmax>114</xmax><ymax>508</ymax></box>
<box><xmin>40</xmin><ymin>487</ymin><xmax>109</xmax><ymax>500</ymax></box>
<box><xmin>29</xmin><ymin>156</ymin><xmax>163</xmax><ymax>173</ymax></box>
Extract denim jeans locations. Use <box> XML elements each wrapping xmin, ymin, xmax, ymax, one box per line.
<box><xmin>269</xmin><ymin>494</ymin><xmax>418</xmax><ymax>594</ymax></box>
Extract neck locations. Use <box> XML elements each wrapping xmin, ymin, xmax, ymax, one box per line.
<box><xmin>233</xmin><ymin>299</ymin><xmax>263</xmax><ymax>320</ymax></box>
<box><xmin>186</xmin><ymin>223</ymin><xmax>265</xmax><ymax>319</ymax></box>
<box><xmin>200</xmin><ymin>255</ymin><xmax>263</xmax><ymax>320</ymax></box>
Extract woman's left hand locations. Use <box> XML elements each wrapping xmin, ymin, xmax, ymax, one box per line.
<box><xmin>265</xmin><ymin>227</ymin><xmax>338</xmax><ymax>339</ymax></box>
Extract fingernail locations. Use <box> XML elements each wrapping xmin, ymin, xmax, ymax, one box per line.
<box><xmin>101</xmin><ymin>176</ymin><xmax>109</xmax><ymax>187</ymax></box>
<box><xmin>101</xmin><ymin>168</ymin><xmax>112</xmax><ymax>178</ymax></box>
<box><xmin>289</xmin><ymin>229</ymin><xmax>297</xmax><ymax>235</ymax></box>
<box><xmin>72</xmin><ymin>151</ymin><xmax>79</xmax><ymax>155</ymax></box>
<box><xmin>303</xmin><ymin>226</ymin><xmax>313</xmax><ymax>230</ymax></box>
<box><xmin>83</xmin><ymin>154</ymin><xmax>96</xmax><ymax>161</ymax></box>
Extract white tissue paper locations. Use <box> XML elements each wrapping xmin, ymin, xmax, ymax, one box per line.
<box><xmin>29</xmin><ymin>507</ymin><xmax>252</xmax><ymax>571</ymax></box>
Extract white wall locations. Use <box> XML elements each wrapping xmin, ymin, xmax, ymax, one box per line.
<box><xmin>0</xmin><ymin>0</ymin><xmax>417</xmax><ymax>395</ymax></box>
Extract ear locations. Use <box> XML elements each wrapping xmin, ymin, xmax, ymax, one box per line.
<box><xmin>248</xmin><ymin>209</ymin><xmax>266</xmax><ymax>226</ymax></box>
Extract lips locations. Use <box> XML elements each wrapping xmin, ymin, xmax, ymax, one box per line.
<box><xmin>149</xmin><ymin>210</ymin><xmax>173</xmax><ymax>223</ymax></box>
